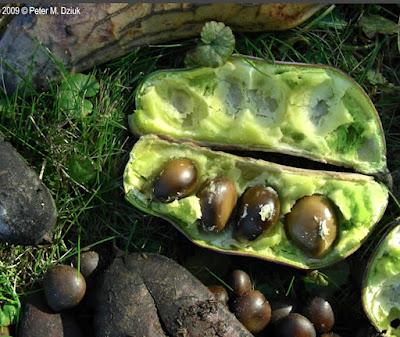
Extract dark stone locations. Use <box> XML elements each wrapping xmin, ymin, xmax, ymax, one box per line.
<box><xmin>18</xmin><ymin>294</ymin><xmax>83</xmax><ymax>337</ymax></box>
<box><xmin>95</xmin><ymin>257</ymin><xmax>167</xmax><ymax>337</ymax></box>
<box><xmin>95</xmin><ymin>253</ymin><xmax>253</xmax><ymax>337</ymax></box>
<box><xmin>0</xmin><ymin>139</ymin><xmax>57</xmax><ymax>244</ymax></box>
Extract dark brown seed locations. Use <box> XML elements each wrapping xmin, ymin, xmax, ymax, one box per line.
<box><xmin>270</xmin><ymin>300</ymin><xmax>294</xmax><ymax>323</ymax></box>
<box><xmin>43</xmin><ymin>265</ymin><xmax>86</xmax><ymax>312</ymax></box>
<box><xmin>233</xmin><ymin>290</ymin><xmax>271</xmax><ymax>333</ymax></box>
<box><xmin>73</xmin><ymin>251</ymin><xmax>99</xmax><ymax>278</ymax></box>
<box><xmin>199</xmin><ymin>176</ymin><xmax>237</xmax><ymax>232</ymax></box>
<box><xmin>230</xmin><ymin>269</ymin><xmax>252</xmax><ymax>297</ymax></box>
<box><xmin>285</xmin><ymin>195</ymin><xmax>338</xmax><ymax>257</ymax></box>
<box><xmin>273</xmin><ymin>313</ymin><xmax>316</xmax><ymax>337</ymax></box>
<box><xmin>236</xmin><ymin>185</ymin><xmax>280</xmax><ymax>241</ymax></box>
<box><xmin>304</xmin><ymin>297</ymin><xmax>334</xmax><ymax>333</ymax></box>
<box><xmin>208</xmin><ymin>285</ymin><xmax>229</xmax><ymax>305</ymax></box>
<box><xmin>153</xmin><ymin>158</ymin><xmax>197</xmax><ymax>203</ymax></box>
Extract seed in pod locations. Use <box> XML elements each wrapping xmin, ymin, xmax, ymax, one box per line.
<box><xmin>153</xmin><ymin>158</ymin><xmax>197</xmax><ymax>202</ymax></box>
<box><xmin>285</xmin><ymin>195</ymin><xmax>338</xmax><ymax>257</ymax></box>
<box><xmin>236</xmin><ymin>185</ymin><xmax>280</xmax><ymax>242</ymax></box>
<box><xmin>73</xmin><ymin>250</ymin><xmax>99</xmax><ymax>279</ymax></box>
<box><xmin>230</xmin><ymin>269</ymin><xmax>252</xmax><ymax>297</ymax></box>
<box><xmin>233</xmin><ymin>290</ymin><xmax>271</xmax><ymax>333</ymax></box>
<box><xmin>270</xmin><ymin>300</ymin><xmax>294</xmax><ymax>323</ymax></box>
<box><xmin>198</xmin><ymin>176</ymin><xmax>237</xmax><ymax>232</ymax></box>
<box><xmin>273</xmin><ymin>313</ymin><xmax>316</xmax><ymax>337</ymax></box>
<box><xmin>303</xmin><ymin>297</ymin><xmax>334</xmax><ymax>333</ymax></box>
<box><xmin>43</xmin><ymin>265</ymin><xmax>86</xmax><ymax>312</ymax></box>
<box><xmin>208</xmin><ymin>285</ymin><xmax>229</xmax><ymax>305</ymax></box>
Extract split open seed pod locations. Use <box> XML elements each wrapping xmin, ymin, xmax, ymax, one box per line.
<box><xmin>125</xmin><ymin>54</ymin><xmax>389</xmax><ymax>269</ymax></box>
<box><xmin>362</xmin><ymin>220</ymin><xmax>400</xmax><ymax>337</ymax></box>
<box><xmin>129</xmin><ymin>56</ymin><xmax>388</xmax><ymax>176</ymax></box>
<box><xmin>124</xmin><ymin>135</ymin><xmax>388</xmax><ymax>269</ymax></box>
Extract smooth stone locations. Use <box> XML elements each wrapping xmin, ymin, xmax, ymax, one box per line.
<box><xmin>18</xmin><ymin>294</ymin><xmax>83</xmax><ymax>337</ymax></box>
<box><xmin>0</xmin><ymin>138</ymin><xmax>57</xmax><ymax>244</ymax></box>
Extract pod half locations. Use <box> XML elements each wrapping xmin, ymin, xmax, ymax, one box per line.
<box><xmin>123</xmin><ymin>135</ymin><xmax>388</xmax><ymax>269</ymax></box>
<box><xmin>363</xmin><ymin>221</ymin><xmax>400</xmax><ymax>337</ymax></box>
<box><xmin>130</xmin><ymin>56</ymin><xmax>387</xmax><ymax>176</ymax></box>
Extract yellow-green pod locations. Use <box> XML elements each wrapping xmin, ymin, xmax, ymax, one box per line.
<box><xmin>363</xmin><ymin>221</ymin><xmax>400</xmax><ymax>337</ymax></box>
<box><xmin>130</xmin><ymin>56</ymin><xmax>387</xmax><ymax>176</ymax></box>
<box><xmin>124</xmin><ymin>135</ymin><xmax>388</xmax><ymax>270</ymax></box>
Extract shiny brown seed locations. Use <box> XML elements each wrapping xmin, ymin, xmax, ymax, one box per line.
<box><xmin>43</xmin><ymin>265</ymin><xmax>86</xmax><ymax>312</ymax></box>
<box><xmin>199</xmin><ymin>176</ymin><xmax>237</xmax><ymax>232</ymax></box>
<box><xmin>230</xmin><ymin>269</ymin><xmax>252</xmax><ymax>297</ymax></box>
<box><xmin>236</xmin><ymin>185</ymin><xmax>280</xmax><ymax>241</ymax></box>
<box><xmin>153</xmin><ymin>158</ymin><xmax>197</xmax><ymax>203</ymax></box>
<box><xmin>270</xmin><ymin>300</ymin><xmax>294</xmax><ymax>323</ymax></box>
<box><xmin>285</xmin><ymin>195</ymin><xmax>338</xmax><ymax>257</ymax></box>
<box><xmin>208</xmin><ymin>285</ymin><xmax>229</xmax><ymax>305</ymax></box>
<box><xmin>233</xmin><ymin>290</ymin><xmax>271</xmax><ymax>333</ymax></box>
<box><xmin>304</xmin><ymin>297</ymin><xmax>335</xmax><ymax>333</ymax></box>
<box><xmin>73</xmin><ymin>251</ymin><xmax>99</xmax><ymax>279</ymax></box>
<box><xmin>273</xmin><ymin>313</ymin><xmax>316</xmax><ymax>337</ymax></box>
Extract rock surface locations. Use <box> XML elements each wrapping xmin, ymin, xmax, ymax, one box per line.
<box><xmin>95</xmin><ymin>257</ymin><xmax>168</xmax><ymax>337</ymax></box>
<box><xmin>95</xmin><ymin>253</ymin><xmax>253</xmax><ymax>337</ymax></box>
<box><xmin>19</xmin><ymin>295</ymin><xmax>83</xmax><ymax>337</ymax></box>
<box><xmin>0</xmin><ymin>138</ymin><xmax>57</xmax><ymax>244</ymax></box>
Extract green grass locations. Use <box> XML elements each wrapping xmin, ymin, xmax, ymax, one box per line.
<box><xmin>0</xmin><ymin>4</ymin><xmax>399</xmax><ymax>336</ymax></box>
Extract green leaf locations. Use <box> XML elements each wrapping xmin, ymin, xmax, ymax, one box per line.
<box><xmin>303</xmin><ymin>260</ymin><xmax>350</xmax><ymax>297</ymax></box>
<box><xmin>58</xmin><ymin>90</ymin><xmax>94</xmax><ymax>118</ymax></box>
<box><xmin>58</xmin><ymin>90</ymin><xmax>77</xmax><ymax>112</ymax></box>
<box><xmin>185</xmin><ymin>21</ymin><xmax>235</xmax><ymax>68</ymax></box>
<box><xmin>0</xmin><ymin>305</ymin><xmax>17</xmax><ymax>326</ymax></box>
<box><xmin>57</xmin><ymin>73</ymin><xmax>99</xmax><ymax>118</ymax></box>
<box><xmin>367</xmin><ymin>69</ymin><xmax>387</xmax><ymax>85</ymax></box>
<box><xmin>81</xmin><ymin>99</ymin><xmax>93</xmax><ymax>118</ymax></box>
<box><xmin>359</xmin><ymin>15</ymin><xmax>399</xmax><ymax>38</ymax></box>
<box><xmin>60</xmin><ymin>73</ymin><xmax>100</xmax><ymax>97</ymax></box>
<box><xmin>67</xmin><ymin>154</ymin><xmax>97</xmax><ymax>185</ymax></box>
<box><xmin>0</xmin><ymin>274</ymin><xmax>19</xmax><ymax>327</ymax></box>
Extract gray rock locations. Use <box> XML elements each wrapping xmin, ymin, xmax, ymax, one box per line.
<box><xmin>0</xmin><ymin>138</ymin><xmax>57</xmax><ymax>244</ymax></box>
<box><xmin>95</xmin><ymin>254</ymin><xmax>253</xmax><ymax>337</ymax></box>
<box><xmin>95</xmin><ymin>257</ymin><xmax>167</xmax><ymax>337</ymax></box>
<box><xmin>19</xmin><ymin>294</ymin><xmax>83</xmax><ymax>337</ymax></box>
